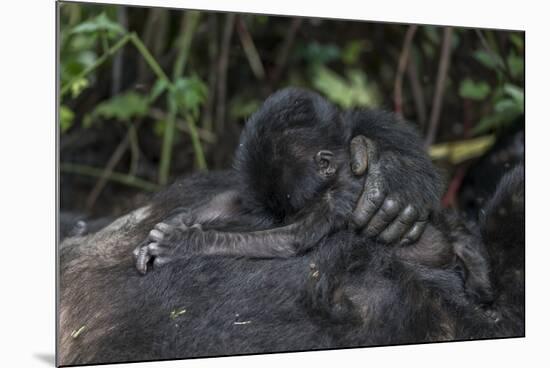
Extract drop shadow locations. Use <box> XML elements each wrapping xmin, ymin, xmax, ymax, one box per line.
<box><xmin>34</xmin><ymin>353</ymin><xmax>56</xmax><ymax>366</ymax></box>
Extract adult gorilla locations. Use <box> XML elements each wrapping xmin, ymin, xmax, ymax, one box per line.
<box><xmin>58</xmin><ymin>164</ymin><xmax>524</xmax><ymax>366</ymax></box>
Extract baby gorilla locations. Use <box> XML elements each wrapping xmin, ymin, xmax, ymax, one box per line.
<box><xmin>134</xmin><ymin>88</ymin><xmax>492</xmax><ymax>306</ymax></box>
<box><xmin>134</xmin><ymin>88</ymin><xmax>361</xmax><ymax>270</ymax></box>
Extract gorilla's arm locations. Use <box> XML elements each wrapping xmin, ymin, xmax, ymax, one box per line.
<box><xmin>134</xmin><ymin>198</ymin><xmax>337</xmax><ymax>274</ymax></box>
<box><xmin>346</xmin><ymin>110</ymin><xmax>443</xmax><ymax>245</ymax></box>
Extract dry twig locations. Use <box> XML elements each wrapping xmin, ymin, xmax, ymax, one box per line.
<box><xmin>236</xmin><ymin>16</ymin><xmax>265</xmax><ymax>80</ymax></box>
<box><xmin>425</xmin><ymin>27</ymin><xmax>453</xmax><ymax>147</ymax></box>
<box><xmin>215</xmin><ymin>14</ymin><xmax>236</xmax><ymax>134</ymax></box>
<box><xmin>393</xmin><ymin>25</ymin><xmax>418</xmax><ymax>116</ymax></box>
<box><xmin>406</xmin><ymin>49</ymin><xmax>427</xmax><ymax>127</ymax></box>
<box><xmin>270</xmin><ymin>18</ymin><xmax>303</xmax><ymax>87</ymax></box>
<box><xmin>85</xmin><ymin>130</ymin><xmax>132</xmax><ymax>211</ymax></box>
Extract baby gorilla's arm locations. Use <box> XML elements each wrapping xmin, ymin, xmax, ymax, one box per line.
<box><xmin>134</xmin><ymin>203</ymin><xmax>334</xmax><ymax>274</ymax></box>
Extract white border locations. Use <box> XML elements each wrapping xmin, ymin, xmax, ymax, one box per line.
<box><xmin>1</xmin><ymin>0</ymin><xmax>548</xmax><ymax>367</ymax></box>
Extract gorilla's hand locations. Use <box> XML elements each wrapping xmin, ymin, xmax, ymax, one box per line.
<box><xmin>134</xmin><ymin>221</ymin><xmax>202</xmax><ymax>274</ymax></box>
<box><xmin>349</xmin><ymin>135</ymin><xmax>438</xmax><ymax>246</ymax></box>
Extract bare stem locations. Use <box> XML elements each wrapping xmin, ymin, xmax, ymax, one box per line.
<box><xmin>270</xmin><ymin>18</ymin><xmax>302</xmax><ymax>88</ymax></box>
<box><xmin>393</xmin><ymin>25</ymin><xmax>418</xmax><ymax>116</ymax></box>
<box><xmin>85</xmin><ymin>132</ymin><xmax>131</xmax><ymax>211</ymax></box>
<box><xmin>236</xmin><ymin>16</ymin><xmax>265</xmax><ymax>80</ymax></box>
<box><xmin>406</xmin><ymin>48</ymin><xmax>427</xmax><ymax>127</ymax></box>
<box><xmin>60</xmin><ymin>33</ymin><xmax>133</xmax><ymax>97</ymax></box>
<box><xmin>159</xmin><ymin>11</ymin><xmax>205</xmax><ymax>185</ymax></box>
<box><xmin>216</xmin><ymin>14</ymin><xmax>236</xmax><ymax>134</ymax></box>
<box><xmin>425</xmin><ymin>27</ymin><xmax>453</xmax><ymax>147</ymax></box>
<box><xmin>61</xmin><ymin>163</ymin><xmax>159</xmax><ymax>192</ymax></box>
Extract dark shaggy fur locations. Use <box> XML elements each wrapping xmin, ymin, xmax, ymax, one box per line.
<box><xmin>58</xmin><ymin>89</ymin><xmax>524</xmax><ymax>366</ymax></box>
<box><xmin>58</xmin><ymin>166</ymin><xmax>524</xmax><ymax>366</ymax></box>
<box><xmin>133</xmin><ymin>88</ymin><xmax>490</xmax><ymax>309</ymax></box>
<box><xmin>133</xmin><ymin>88</ymin><xmax>443</xmax><ymax>271</ymax></box>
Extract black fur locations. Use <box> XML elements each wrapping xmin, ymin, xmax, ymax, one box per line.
<box><xmin>134</xmin><ymin>88</ymin><xmax>442</xmax><ymax>270</ymax></box>
<box><xmin>59</xmin><ymin>165</ymin><xmax>524</xmax><ymax>366</ymax></box>
<box><xmin>58</xmin><ymin>89</ymin><xmax>524</xmax><ymax>366</ymax></box>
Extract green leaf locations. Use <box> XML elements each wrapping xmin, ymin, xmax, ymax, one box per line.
<box><xmin>473</xmin><ymin>103</ymin><xmax>522</xmax><ymax>135</ymax></box>
<box><xmin>507</xmin><ymin>52</ymin><xmax>524</xmax><ymax>79</ymax></box>
<box><xmin>342</xmin><ymin>40</ymin><xmax>366</xmax><ymax>65</ymax></box>
<box><xmin>70</xmin><ymin>77</ymin><xmax>89</xmax><ymax>98</ymax></box>
<box><xmin>230</xmin><ymin>97</ymin><xmax>261</xmax><ymax>120</ymax></box>
<box><xmin>311</xmin><ymin>66</ymin><xmax>379</xmax><ymax>108</ymax></box>
<box><xmin>153</xmin><ymin>119</ymin><xmax>166</xmax><ymax>137</ymax></box>
<box><xmin>494</xmin><ymin>99</ymin><xmax>519</xmax><ymax>113</ymax></box>
<box><xmin>149</xmin><ymin>78</ymin><xmax>169</xmax><ymax>103</ymax></box>
<box><xmin>171</xmin><ymin>76</ymin><xmax>208</xmax><ymax>120</ymax></box>
<box><xmin>509</xmin><ymin>33</ymin><xmax>524</xmax><ymax>51</ymax></box>
<box><xmin>70</xmin><ymin>12</ymin><xmax>125</xmax><ymax>39</ymax></box>
<box><xmin>504</xmin><ymin>84</ymin><xmax>524</xmax><ymax>112</ymax></box>
<box><xmin>299</xmin><ymin>42</ymin><xmax>341</xmax><ymax>65</ymax></box>
<box><xmin>88</xmin><ymin>91</ymin><xmax>150</xmax><ymax>124</ymax></box>
<box><xmin>59</xmin><ymin>105</ymin><xmax>75</xmax><ymax>133</ymax></box>
<box><xmin>474</xmin><ymin>49</ymin><xmax>504</xmax><ymax>71</ymax></box>
<box><xmin>429</xmin><ymin>135</ymin><xmax>496</xmax><ymax>164</ymax></box>
<box><xmin>459</xmin><ymin>79</ymin><xmax>490</xmax><ymax>100</ymax></box>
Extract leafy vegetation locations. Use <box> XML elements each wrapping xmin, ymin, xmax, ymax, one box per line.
<box><xmin>58</xmin><ymin>3</ymin><xmax>524</xmax><ymax>215</ymax></box>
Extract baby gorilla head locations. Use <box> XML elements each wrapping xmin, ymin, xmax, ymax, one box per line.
<box><xmin>234</xmin><ymin>88</ymin><xmax>348</xmax><ymax>221</ymax></box>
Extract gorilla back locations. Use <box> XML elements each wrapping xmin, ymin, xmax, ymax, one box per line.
<box><xmin>58</xmin><ymin>168</ymin><xmax>524</xmax><ymax>366</ymax></box>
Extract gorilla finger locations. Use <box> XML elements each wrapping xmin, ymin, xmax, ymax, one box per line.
<box><xmin>132</xmin><ymin>245</ymin><xmax>141</xmax><ymax>258</ymax></box>
<box><xmin>146</xmin><ymin>242</ymin><xmax>163</xmax><ymax>256</ymax></box>
<box><xmin>399</xmin><ymin>220</ymin><xmax>428</xmax><ymax>246</ymax></box>
<box><xmin>350</xmin><ymin>135</ymin><xmax>370</xmax><ymax>175</ymax></box>
<box><xmin>377</xmin><ymin>205</ymin><xmax>419</xmax><ymax>244</ymax></box>
<box><xmin>155</xmin><ymin>222</ymin><xmax>178</xmax><ymax>232</ymax></box>
<box><xmin>364</xmin><ymin>198</ymin><xmax>400</xmax><ymax>237</ymax></box>
<box><xmin>352</xmin><ymin>187</ymin><xmax>385</xmax><ymax>228</ymax></box>
<box><xmin>135</xmin><ymin>247</ymin><xmax>151</xmax><ymax>275</ymax></box>
<box><xmin>153</xmin><ymin>257</ymin><xmax>171</xmax><ymax>268</ymax></box>
<box><xmin>148</xmin><ymin>229</ymin><xmax>165</xmax><ymax>242</ymax></box>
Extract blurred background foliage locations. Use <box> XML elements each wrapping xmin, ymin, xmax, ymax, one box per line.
<box><xmin>59</xmin><ymin>2</ymin><xmax>524</xmax><ymax>217</ymax></box>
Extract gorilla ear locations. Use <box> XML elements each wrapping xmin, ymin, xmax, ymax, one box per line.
<box><xmin>315</xmin><ymin>150</ymin><xmax>337</xmax><ymax>178</ymax></box>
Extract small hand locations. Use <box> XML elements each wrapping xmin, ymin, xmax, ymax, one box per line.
<box><xmin>133</xmin><ymin>222</ymin><xmax>202</xmax><ymax>275</ymax></box>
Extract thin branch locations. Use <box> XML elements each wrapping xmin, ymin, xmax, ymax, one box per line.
<box><xmin>406</xmin><ymin>48</ymin><xmax>427</xmax><ymax>127</ymax></box>
<box><xmin>61</xmin><ymin>163</ymin><xmax>159</xmax><ymax>192</ymax></box>
<box><xmin>475</xmin><ymin>29</ymin><xmax>508</xmax><ymax>77</ymax></box>
<box><xmin>149</xmin><ymin>108</ymin><xmax>216</xmax><ymax>143</ymax></box>
<box><xmin>128</xmin><ymin>124</ymin><xmax>140</xmax><ymax>176</ymax></box>
<box><xmin>138</xmin><ymin>8</ymin><xmax>168</xmax><ymax>83</ymax></box>
<box><xmin>159</xmin><ymin>11</ymin><xmax>205</xmax><ymax>185</ymax></box>
<box><xmin>441</xmin><ymin>165</ymin><xmax>467</xmax><ymax>208</ymax></box>
<box><xmin>393</xmin><ymin>25</ymin><xmax>418</xmax><ymax>116</ymax></box>
<box><xmin>236</xmin><ymin>16</ymin><xmax>265</xmax><ymax>80</ymax></box>
<box><xmin>172</xmin><ymin>12</ymin><xmax>201</xmax><ymax>79</ymax></box>
<box><xmin>60</xmin><ymin>33</ymin><xmax>133</xmax><ymax>97</ymax></box>
<box><xmin>201</xmin><ymin>13</ymin><xmax>219</xmax><ymax>133</ymax></box>
<box><xmin>85</xmin><ymin>132</ymin><xmax>131</xmax><ymax>211</ymax></box>
<box><xmin>425</xmin><ymin>27</ymin><xmax>453</xmax><ymax>147</ymax></box>
<box><xmin>111</xmin><ymin>7</ymin><xmax>127</xmax><ymax>95</ymax></box>
<box><xmin>129</xmin><ymin>32</ymin><xmax>171</xmax><ymax>85</ymax></box>
<box><xmin>61</xmin><ymin>32</ymin><xmax>172</xmax><ymax>98</ymax></box>
<box><xmin>61</xmin><ymin>27</ymin><xmax>208</xmax><ymax>183</ymax></box>
<box><xmin>270</xmin><ymin>18</ymin><xmax>302</xmax><ymax>88</ymax></box>
<box><xmin>216</xmin><ymin>14</ymin><xmax>236</xmax><ymax>134</ymax></box>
